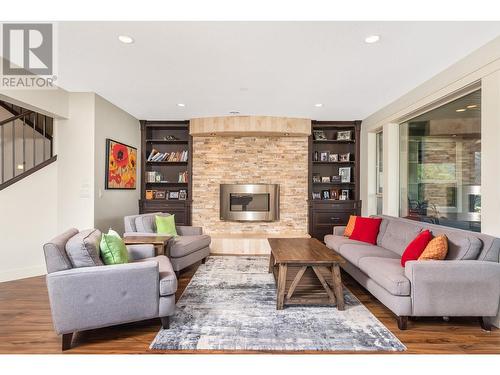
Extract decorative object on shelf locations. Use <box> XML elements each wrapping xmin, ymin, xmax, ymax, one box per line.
<box><xmin>313</xmin><ymin>130</ymin><xmax>327</xmax><ymax>141</ymax></box>
<box><xmin>155</xmin><ymin>173</ymin><xmax>162</xmax><ymax>182</ymax></box>
<box><xmin>312</xmin><ymin>192</ymin><xmax>321</xmax><ymax>200</ymax></box>
<box><xmin>312</xmin><ymin>174</ymin><xmax>321</xmax><ymax>183</ymax></box>
<box><xmin>320</xmin><ymin>151</ymin><xmax>329</xmax><ymax>162</ymax></box>
<box><xmin>146</xmin><ymin>190</ymin><xmax>154</xmax><ymax>200</ymax></box>
<box><xmin>321</xmin><ymin>176</ymin><xmax>331</xmax><ymax>183</ymax></box>
<box><xmin>329</xmin><ymin>153</ymin><xmax>339</xmax><ymax>162</ymax></box>
<box><xmin>339</xmin><ymin>167</ymin><xmax>351</xmax><ymax>183</ymax></box>
<box><xmin>336</xmin><ymin>130</ymin><xmax>352</xmax><ymax>141</ymax></box>
<box><xmin>339</xmin><ymin>153</ymin><xmax>350</xmax><ymax>162</ymax></box>
<box><xmin>340</xmin><ymin>189</ymin><xmax>350</xmax><ymax>200</ymax></box>
<box><xmin>105</xmin><ymin>138</ymin><xmax>137</xmax><ymax>190</ymax></box>
<box><xmin>169</xmin><ymin>191</ymin><xmax>179</xmax><ymax>200</ymax></box>
<box><xmin>179</xmin><ymin>189</ymin><xmax>187</xmax><ymax>200</ymax></box>
<box><xmin>330</xmin><ymin>189</ymin><xmax>340</xmax><ymax>200</ymax></box>
<box><xmin>178</xmin><ymin>171</ymin><xmax>188</xmax><ymax>183</ymax></box>
<box><xmin>154</xmin><ymin>190</ymin><xmax>166</xmax><ymax>199</ymax></box>
<box><xmin>163</xmin><ymin>135</ymin><xmax>179</xmax><ymax>141</ymax></box>
<box><xmin>331</xmin><ymin>175</ymin><xmax>341</xmax><ymax>183</ymax></box>
<box><xmin>313</xmin><ymin>151</ymin><xmax>319</xmax><ymax>161</ymax></box>
<box><xmin>321</xmin><ymin>190</ymin><xmax>331</xmax><ymax>200</ymax></box>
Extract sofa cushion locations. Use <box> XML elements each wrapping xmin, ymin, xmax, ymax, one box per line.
<box><xmin>401</xmin><ymin>229</ymin><xmax>432</xmax><ymax>267</ymax></box>
<box><xmin>377</xmin><ymin>219</ymin><xmax>422</xmax><ymax>256</ymax></box>
<box><xmin>427</xmin><ymin>228</ymin><xmax>482</xmax><ymax>260</ymax></box>
<box><xmin>349</xmin><ymin>216</ymin><xmax>382</xmax><ymax>244</ymax></box>
<box><xmin>358</xmin><ymin>257</ymin><xmax>411</xmax><ymax>296</ymax></box>
<box><xmin>419</xmin><ymin>234</ymin><xmax>448</xmax><ymax>261</ymax></box>
<box><xmin>156</xmin><ymin>214</ymin><xmax>178</xmax><ymax>236</ymax></box>
<box><xmin>43</xmin><ymin>228</ymin><xmax>79</xmax><ymax>273</ymax></box>
<box><xmin>324</xmin><ymin>235</ymin><xmax>373</xmax><ymax>252</ymax></box>
<box><xmin>134</xmin><ymin>214</ymin><xmax>157</xmax><ymax>233</ymax></box>
<box><xmin>65</xmin><ymin>229</ymin><xmax>103</xmax><ymax>268</ymax></box>
<box><xmin>337</xmin><ymin>244</ymin><xmax>400</xmax><ymax>267</ymax></box>
<box><xmin>169</xmin><ymin>235</ymin><xmax>211</xmax><ymax>258</ymax></box>
<box><xmin>134</xmin><ymin>255</ymin><xmax>177</xmax><ymax>296</ymax></box>
<box><xmin>100</xmin><ymin>229</ymin><xmax>129</xmax><ymax>265</ymax></box>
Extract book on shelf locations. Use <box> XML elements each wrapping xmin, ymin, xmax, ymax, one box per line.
<box><xmin>147</xmin><ymin>150</ymin><xmax>188</xmax><ymax>162</ymax></box>
<box><xmin>147</xmin><ymin>148</ymin><xmax>159</xmax><ymax>161</ymax></box>
<box><xmin>178</xmin><ymin>171</ymin><xmax>188</xmax><ymax>183</ymax></box>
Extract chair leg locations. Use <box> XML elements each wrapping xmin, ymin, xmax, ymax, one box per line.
<box><xmin>396</xmin><ymin>316</ymin><xmax>408</xmax><ymax>330</ymax></box>
<box><xmin>62</xmin><ymin>332</ymin><xmax>73</xmax><ymax>351</ymax></box>
<box><xmin>479</xmin><ymin>317</ymin><xmax>492</xmax><ymax>331</ymax></box>
<box><xmin>201</xmin><ymin>257</ymin><xmax>208</xmax><ymax>264</ymax></box>
<box><xmin>161</xmin><ymin>316</ymin><xmax>170</xmax><ymax>329</ymax></box>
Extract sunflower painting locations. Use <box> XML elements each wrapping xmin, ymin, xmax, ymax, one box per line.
<box><xmin>105</xmin><ymin>139</ymin><xmax>137</xmax><ymax>189</ymax></box>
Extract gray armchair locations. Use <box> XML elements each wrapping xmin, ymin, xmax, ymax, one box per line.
<box><xmin>124</xmin><ymin>213</ymin><xmax>211</xmax><ymax>276</ymax></box>
<box><xmin>43</xmin><ymin>228</ymin><xmax>177</xmax><ymax>351</ymax></box>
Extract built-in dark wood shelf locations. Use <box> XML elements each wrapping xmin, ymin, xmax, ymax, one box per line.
<box><xmin>146</xmin><ymin>139</ymin><xmax>189</xmax><ymax>144</ymax></box>
<box><xmin>145</xmin><ymin>182</ymin><xmax>188</xmax><ymax>185</ymax></box>
<box><xmin>146</xmin><ymin>161</ymin><xmax>188</xmax><ymax>165</ymax></box>
<box><xmin>313</xmin><ymin>140</ymin><xmax>355</xmax><ymax>144</ymax></box>
<box><xmin>308</xmin><ymin>120</ymin><xmax>362</xmax><ymax>241</ymax></box>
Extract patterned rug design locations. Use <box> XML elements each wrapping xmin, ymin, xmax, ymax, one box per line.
<box><xmin>150</xmin><ymin>256</ymin><xmax>406</xmax><ymax>351</ymax></box>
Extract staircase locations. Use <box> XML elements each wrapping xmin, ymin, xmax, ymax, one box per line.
<box><xmin>0</xmin><ymin>100</ymin><xmax>56</xmax><ymax>190</ymax></box>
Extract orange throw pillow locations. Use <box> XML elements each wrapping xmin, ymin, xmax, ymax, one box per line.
<box><xmin>343</xmin><ymin>215</ymin><xmax>357</xmax><ymax>237</ymax></box>
<box><xmin>418</xmin><ymin>234</ymin><xmax>448</xmax><ymax>261</ymax></box>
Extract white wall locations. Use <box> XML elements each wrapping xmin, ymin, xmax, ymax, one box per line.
<box><xmin>94</xmin><ymin>95</ymin><xmax>141</xmax><ymax>234</ymax></box>
<box><xmin>57</xmin><ymin>93</ymin><xmax>96</xmax><ymax>231</ymax></box>
<box><xmin>0</xmin><ymin>162</ymin><xmax>58</xmax><ymax>282</ymax></box>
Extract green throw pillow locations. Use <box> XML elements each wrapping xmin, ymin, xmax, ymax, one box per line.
<box><xmin>156</xmin><ymin>215</ymin><xmax>178</xmax><ymax>236</ymax></box>
<box><xmin>100</xmin><ymin>229</ymin><xmax>129</xmax><ymax>265</ymax></box>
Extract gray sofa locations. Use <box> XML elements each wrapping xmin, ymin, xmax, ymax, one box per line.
<box><xmin>43</xmin><ymin>228</ymin><xmax>177</xmax><ymax>351</ymax></box>
<box><xmin>325</xmin><ymin>215</ymin><xmax>500</xmax><ymax>330</ymax></box>
<box><xmin>124</xmin><ymin>213</ymin><xmax>211</xmax><ymax>276</ymax></box>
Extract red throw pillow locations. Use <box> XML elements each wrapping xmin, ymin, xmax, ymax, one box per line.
<box><xmin>349</xmin><ymin>217</ymin><xmax>382</xmax><ymax>245</ymax></box>
<box><xmin>401</xmin><ymin>230</ymin><xmax>433</xmax><ymax>267</ymax></box>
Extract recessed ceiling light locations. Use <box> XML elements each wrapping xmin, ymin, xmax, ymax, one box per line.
<box><xmin>314</xmin><ymin>103</ymin><xmax>323</xmax><ymax>108</ymax></box>
<box><xmin>118</xmin><ymin>35</ymin><xmax>134</xmax><ymax>44</ymax></box>
<box><xmin>456</xmin><ymin>108</ymin><xmax>466</xmax><ymax>112</ymax></box>
<box><xmin>365</xmin><ymin>35</ymin><xmax>380</xmax><ymax>44</ymax></box>
<box><xmin>177</xmin><ymin>103</ymin><xmax>186</xmax><ymax>107</ymax></box>
<box><xmin>467</xmin><ymin>105</ymin><xmax>478</xmax><ymax>109</ymax></box>
<box><xmin>229</xmin><ymin>111</ymin><xmax>240</xmax><ymax>115</ymax></box>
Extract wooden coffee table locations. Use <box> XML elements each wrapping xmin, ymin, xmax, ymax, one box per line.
<box><xmin>267</xmin><ymin>238</ymin><xmax>345</xmax><ymax>310</ymax></box>
<box><xmin>123</xmin><ymin>235</ymin><xmax>172</xmax><ymax>256</ymax></box>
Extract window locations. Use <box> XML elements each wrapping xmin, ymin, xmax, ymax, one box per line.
<box><xmin>399</xmin><ymin>90</ymin><xmax>481</xmax><ymax>232</ymax></box>
<box><xmin>376</xmin><ymin>131</ymin><xmax>383</xmax><ymax>214</ymax></box>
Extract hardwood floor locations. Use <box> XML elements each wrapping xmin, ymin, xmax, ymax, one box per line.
<box><xmin>0</xmin><ymin>259</ymin><xmax>498</xmax><ymax>354</ymax></box>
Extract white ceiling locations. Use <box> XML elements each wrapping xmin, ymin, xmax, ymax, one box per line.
<box><xmin>57</xmin><ymin>21</ymin><xmax>500</xmax><ymax>121</ymax></box>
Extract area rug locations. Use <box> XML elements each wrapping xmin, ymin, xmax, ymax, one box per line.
<box><xmin>150</xmin><ymin>256</ymin><xmax>406</xmax><ymax>351</ymax></box>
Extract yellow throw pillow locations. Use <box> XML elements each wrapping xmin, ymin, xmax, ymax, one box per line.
<box><xmin>418</xmin><ymin>234</ymin><xmax>448</xmax><ymax>261</ymax></box>
<box><xmin>343</xmin><ymin>215</ymin><xmax>357</xmax><ymax>237</ymax></box>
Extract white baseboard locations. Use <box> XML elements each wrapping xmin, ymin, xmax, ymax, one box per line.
<box><xmin>0</xmin><ymin>265</ymin><xmax>46</xmax><ymax>283</ymax></box>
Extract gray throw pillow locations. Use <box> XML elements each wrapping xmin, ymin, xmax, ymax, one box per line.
<box><xmin>65</xmin><ymin>229</ymin><xmax>104</xmax><ymax>268</ymax></box>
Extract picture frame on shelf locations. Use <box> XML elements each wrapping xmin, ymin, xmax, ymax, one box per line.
<box><xmin>330</xmin><ymin>189</ymin><xmax>340</xmax><ymax>200</ymax></box>
<box><xmin>313</xmin><ymin>151</ymin><xmax>319</xmax><ymax>161</ymax></box>
<box><xmin>312</xmin><ymin>192</ymin><xmax>321</xmax><ymax>200</ymax></box>
<box><xmin>340</xmin><ymin>189</ymin><xmax>350</xmax><ymax>200</ymax></box>
<box><xmin>339</xmin><ymin>167</ymin><xmax>351</xmax><ymax>183</ymax></box>
<box><xmin>321</xmin><ymin>176</ymin><xmax>331</xmax><ymax>183</ymax></box>
<box><xmin>329</xmin><ymin>153</ymin><xmax>339</xmax><ymax>162</ymax></box>
<box><xmin>145</xmin><ymin>190</ymin><xmax>154</xmax><ymax>200</ymax></box>
<box><xmin>320</xmin><ymin>151</ymin><xmax>329</xmax><ymax>162</ymax></box>
<box><xmin>313</xmin><ymin>130</ymin><xmax>327</xmax><ymax>141</ymax></box>
<box><xmin>154</xmin><ymin>190</ymin><xmax>166</xmax><ymax>199</ymax></box>
<box><xmin>321</xmin><ymin>190</ymin><xmax>331</xmax><ymax>200</ymax></box>
<box><xmin>336</xmin><ymin>130</ymin><xmax>352</xmax><ymax>141</ymax></box>
<box><xmin>312</xmin><ymin>174</ymin><xmax>321</xmax><ymax>183</ymax></box>
<box><xmin>339</xmin><ymin>153</ymin><xmax>350</xmax><ymax>162</ymax></box>
<box><xmin>168</xmin><ymin>191</ymin><xmax>179</xmax><ymax>200</ymax></box>
<box><xmin>331</xmin><ymin>175</ymin><xmax>341</xmax><ymax>183</ymax></box>
<box><xmin>179</xmin><ymin>189</ymin><xmax>187</xmax><ymax>200</ymax></box>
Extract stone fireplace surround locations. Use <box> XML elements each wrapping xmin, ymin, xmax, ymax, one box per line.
<box><xmin>190</xmin><ymin>116</ymin><xmax>311</xmax><ymax>254</ymax></box>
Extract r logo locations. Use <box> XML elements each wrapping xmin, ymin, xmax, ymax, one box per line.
<box><xmin>2</xmin><ymin>23</ymin><xmax>53</xmax><ymax>75</ymax></box>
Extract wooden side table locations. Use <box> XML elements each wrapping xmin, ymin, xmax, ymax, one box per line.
<box><xmin>124</xmin><ymin>235</ymin><xmax>172</xmax><ymax>256</ymax></box>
